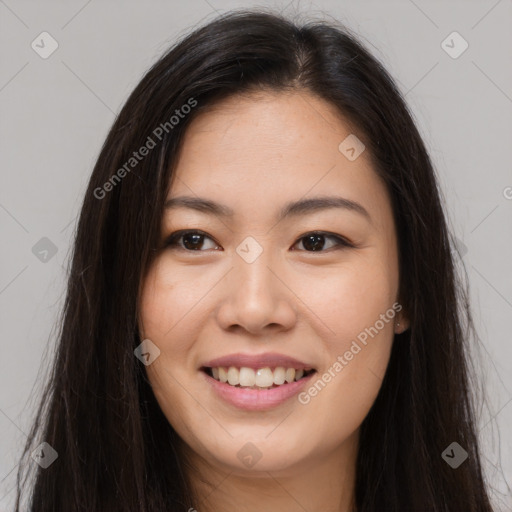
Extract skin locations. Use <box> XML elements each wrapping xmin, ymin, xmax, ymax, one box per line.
<box><xmin>138</xmin><ymin>89</ymin><xmax>409</xmax><ymax>512</ymax></box>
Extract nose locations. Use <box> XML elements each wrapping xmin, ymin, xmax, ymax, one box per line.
<box><xmin>215</xmin><ymin>252</ymin><xmax>297</xmax><ymax>336</ymax></box>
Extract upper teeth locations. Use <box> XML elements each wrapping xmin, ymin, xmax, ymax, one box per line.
<box><xmin>211</xmin><ymin>366</ymin><xmax>308</xmax><ymax>388</ymax></box>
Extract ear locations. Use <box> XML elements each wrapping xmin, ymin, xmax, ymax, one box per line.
<box><xmin>394</xmin><ymin>309</ymin><xmax>410</xmax><ymax>334</ymax></box>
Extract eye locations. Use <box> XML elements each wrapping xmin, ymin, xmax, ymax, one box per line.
<box><xmin>291</xmin><ymin>231</ymin><xmax>353</xmax><ymax>252</ymax></box>
<box><xmin>163</xmin><ymin>230</ymin><xmax>221</xmax><ymax>252</ymax></box>
<box><xmin>164</xmin><ymin>230</ymin><xmax>353</xmax><ymax>253</ymax></box>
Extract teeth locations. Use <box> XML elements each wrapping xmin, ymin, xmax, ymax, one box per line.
<box><xmin>255</xmin><ymin>367</ymin><xmax>274</xmax><ymax>388</ymax></box>
<box><xmin>285</xmin><ymin>368</ymin><xmax>296</xmax><ymax>383</ymax></box>
<box><xmin>218</xmin><ymin>367</ymin><xmax>228</xmax><ymax>383</ymax></box>
<box><xmin>227</xmin><ymin>366</ymin><xmax>240</xmax><ymax>386</ymax></box>
<box><xmin>208</xmin><ymin>366</ymin><xmax>312</xmax><ymax>388</ymax></box>
<box><xmin>273</xmin><ymin>367</ymin><xmax>286</xmax><ymax>385</ymax></box>
<box><xmin>239</xmin><ymin>367</ymin><xmax>255</xmax><ymax>387</ymax></box>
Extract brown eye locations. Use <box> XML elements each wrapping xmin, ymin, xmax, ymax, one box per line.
<box><xmin>164</xmin><ymin>230</ymin><xmax>220</xmax><ymax>251</ymax></box>
<box><xmin>164</xmin><ymin>230</ymin><xmax>352</xmax><ymax>253</ymax></box>
<box><xmin>292</xmin><ymin>232</ymin><xmax>352</xmax><ymax>252</ymax></box>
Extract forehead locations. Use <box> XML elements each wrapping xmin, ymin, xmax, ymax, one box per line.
<box><xmin>168</xmin><ymin>91</ymin><xmax>391</xmax><ymax>230</ymax></box>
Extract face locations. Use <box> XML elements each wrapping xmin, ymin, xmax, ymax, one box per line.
<box><xmin>138</xmin><ymin>90</ymin><xmax>407</xmax><ymax>476</ymax></box>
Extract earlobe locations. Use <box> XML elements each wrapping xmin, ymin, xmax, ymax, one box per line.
<box><xmin>395</xmin><ymin>316</ymin><xmax>409</xmax><ymax>334</ymax></box>
<box><xmin>393</xmin><ymin>298</ymin><xmax>409</xmax><ymax>334</ymax></box>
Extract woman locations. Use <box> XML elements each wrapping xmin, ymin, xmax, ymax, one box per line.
<box><xmin>14</xmin><ymin>9</ymin><xmax>496</xmax><ymax>511</ymax></box>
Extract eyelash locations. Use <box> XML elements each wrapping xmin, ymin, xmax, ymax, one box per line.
<box><xmin>163</xmin><ymin>229</ymin><xmax>354</xmax><ymax>253</ymax></box>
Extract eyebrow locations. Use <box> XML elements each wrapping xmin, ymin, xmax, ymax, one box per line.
<box><xmin>164</xmin><ymin>195</ymin><xmax>372</xmax><ymax>224</ymax></box>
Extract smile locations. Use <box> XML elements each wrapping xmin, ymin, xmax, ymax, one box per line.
<box><xmin>201</xmin><ymin>367</ymin><xmax>317</xmax><ymax>411</ymax></box>
<box><xmin>203</xmin><ymin>366</ymin><xmax>316</xmax><ymax>389</ymax></box>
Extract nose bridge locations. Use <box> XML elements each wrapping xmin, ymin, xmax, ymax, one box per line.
<box><xmin>233</xmin><ymin>239</ymin><xmax>279</xmax><ymax>306</ymax></box>
<box><xmin>216</xmin><ymin>237</ymin><xmax>296</xmax><ymax>333</ymax></box>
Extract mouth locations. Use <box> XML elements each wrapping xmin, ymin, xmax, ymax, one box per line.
<box><xmin>201</xmin><ymin>366</ymin><xmax>317</xmax><ymax>390</ymax></box>
<box><xmin>200</xmin><ymin>353</ymin><xmax>318</xmax><ymax>410</ymax></box>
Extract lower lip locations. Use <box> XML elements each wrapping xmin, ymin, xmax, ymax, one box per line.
<box><xmin>202</xmin><ymin>371</ymin><xmax>316</xmax><ymax>411</ymax></box>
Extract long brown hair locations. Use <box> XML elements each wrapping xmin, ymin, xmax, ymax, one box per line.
<box><xmin>14</xmin><ymin>9</ymin><xmax>495</xmax><ymax>511</ymax></box>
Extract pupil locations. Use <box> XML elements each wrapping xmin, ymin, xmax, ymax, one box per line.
<box><xmin>183</xmin><ymin>233</ymin><xmax>203</xmax><ymax>250</ymax></box>
<box><xmin>303</xmin><ymin>234</ymin><xmax>324</xmax><ymax>251</ymax></box>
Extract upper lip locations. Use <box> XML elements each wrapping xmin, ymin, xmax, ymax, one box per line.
<box><xmin>201</xmin><ymin>352</ymin><xmax>315</xmax><ymax>371</ymax></box>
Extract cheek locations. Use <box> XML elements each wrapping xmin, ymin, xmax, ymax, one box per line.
<box><xmin>139</xmin><ymin>260</ymin><xmax>172</xmax><ymax>338</ymax></box>
<box><xmin>139</xmin><ymin>259</ymin><xmax>206</xmax><ymax>348</ymax></box>
<box><xmin>138</xmin><ymin>261</ymin><xmax>200</xmax><ymax>396</ymax></box>
<box><xmin>296</xmin><ymin>258</ymin><xmax>398</xmax><ymax>433</ymax></box>
<box><xmin>306</xmin><ymin>256</ymin><xmax>398</xmax><ymax>342</ymax></box>
<box><xmin>138</xmin><ymin>262</ymin><xmax>198</xmax><ymax>431</ymax></box>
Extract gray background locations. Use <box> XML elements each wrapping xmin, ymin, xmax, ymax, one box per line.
<box><xmin>1</xmin><ymin>0</ymin><xmax>511</xmax><ymax>510</ymax></box>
